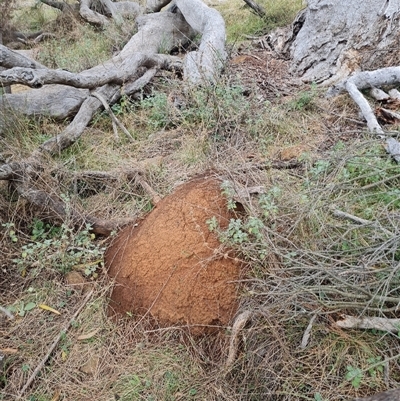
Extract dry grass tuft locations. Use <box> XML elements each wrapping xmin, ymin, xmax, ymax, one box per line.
<box><xmin>2</xmin><ymin>1</ymin><xmax>400</xmax><ymax>400</ymax></box>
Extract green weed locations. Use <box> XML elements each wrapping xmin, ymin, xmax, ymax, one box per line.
<box><xmin>7</xmin><ymin>300</ymin><xmax>36</xmax><ymax>317</ymax></box>
<box><xmin>2</xmin><ymin>222</ymin><xmax>18</xmax><ymax>243</ymax></box>
<box><xmin>12</xmin><ymin>218</ymin><xmax>105</xmax><ymax>276</ymax></box>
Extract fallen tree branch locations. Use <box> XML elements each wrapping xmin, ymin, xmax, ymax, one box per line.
<box><xmin>79</xmin><ymin>0</ymin><xmax>110</xmax><ymax>26</ymax></box>
<box><xmin>331</xmin><ymin>208</ymin><xmax>394</xmax><ymax>237</ymax></box>
<box><xmin>0</xmin><ymin>44</ymin><xmax>45</xmax><ymax>69</ymax></box>
<box><xmin>327</xmin><ymin>67</ymin><xmax>400</xmax><ymax>163</ymax></box>
<box><xmin>138</xmin><ymin>178</ymin><xmax>162</xmax><ymax>205</ymax></box>
<box><xmin>15</xmin><ymin>183</ymin><xmax>135</xmax><ymax>235</ymax></box>
<box><xmin>335</xmin><ymin>314</ymin><xmax>400</xmax><ymax>332</ymax></box>
<box><xmin>352</xmin><ymin>387</ymin><xmax>400</xmax><ymax>401</ymax></box>
<box><xmin>17</xmin><ymin>290</ymin><xmax>94</xmax><ymax>400</ymax></box>
<box><xmin>0</xmin><ymin>0</ymin><xmax>227</xmax><ymax>234</ymax></box>
<box><xmin>0</xmin><ymin>53</ymin><xmax>180</xmax><ymax>88</ymax></box>
<box><xmin>40</xmin><ymin>0</ymin><xmax>72</xmax><ymax>11</ymax></box>
<box><xmin>176</xmin><ymin>0</ymin><xmax>227</xmax><ymax>84</ymax></box>
<box><xmin>146</xmin><ymin>0</ymin><xmax>171</xmax><ymax>13</ymax></box>
<box><xmin>33</xmin><ymin>32</ymin><xmax>57</xmax><ymax>44</ymax></box>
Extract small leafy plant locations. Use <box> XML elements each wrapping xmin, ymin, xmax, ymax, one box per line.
<box><xmin>345</xmin><ymin>365</ymin><xmax>363</xmax><ymax>389</ymax></box>
<box><xmin>7</xmin><ymin>301</ymin><xmax>36</xmax><ymax>317</ymax></box>
<box><xmin>12</xmin><ymin>220</ymin><xmax>105</xmax><ymax>276</ymax></box>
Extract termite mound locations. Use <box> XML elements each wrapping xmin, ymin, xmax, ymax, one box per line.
<box><xmin>106</xmin><ymin>177</ymin><xmax>242</xmax><ymax>333</ymax></box>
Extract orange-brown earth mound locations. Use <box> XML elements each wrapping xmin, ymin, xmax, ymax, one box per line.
<box><xmin>106</xmin><ymin>177</ymin><xmax>242</xmax><ymax>332</ymax></box>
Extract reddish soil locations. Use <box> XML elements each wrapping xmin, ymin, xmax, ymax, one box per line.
<box><xmin>106</xmin><ymin>177</ymin><xmax>242</xmax><ymax>333</ymax></box>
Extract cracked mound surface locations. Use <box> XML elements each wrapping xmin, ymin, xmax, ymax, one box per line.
<box><xmin>106</xmin><ymin>177</ymin><xmax>241</xmax><ymax>333</ymax></box>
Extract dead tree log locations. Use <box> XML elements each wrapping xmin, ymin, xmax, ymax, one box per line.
<box><xmin>176</xmin><ymin>0</ymin><xmax>227</xmax><ymax>84</ymax></box>
<box><xmin>0</xmin><ymin>0</ymin><xmax>227</xmax><ymax>235</ymax></box>
<box><xmin>39</xmin><ymin>0</ymin><xmax>78</xmax><ymax>13</ymax></box>
<box><xmin>268</xmin><ymin>0</ymin><xmax>400</xmax><ymax>85</ymax></box>
<box><xmin>0</xmin><ymin>11</ymin><xmax>193</xmax><ymax>136</ymax></box>
<box><xmin>266</xmin><ymin>0</ymin><xmax>400</xmax><ymax>162</ymax></box>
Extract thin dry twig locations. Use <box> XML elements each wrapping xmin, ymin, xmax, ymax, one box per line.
<box><xmin>91</xmin><ymin>91</ymin><xmax>134</xmax><ymax>142</ymax></box>
<box><xmin>331</xmin><ymin>208</ymin><xmax>393</xmax><ymax>236</ymax></box>
<box><xmin>17</xmin><ymin>290</ymin><xmax>94</xmax><ymax>400</ymax></box>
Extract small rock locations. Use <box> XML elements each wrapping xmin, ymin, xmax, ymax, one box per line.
<box><xmin>279</xmin><ymin>145</ymin><xmax>308</xmax><ymax>161</ymax></box>
<box><xmin>65</xmin><ymin>271</ymin><xmax>88</xmax><ymax>293</ymax></box>
<box><xmin>80</xmin><ymin>355</ymin><xmax>99</xmax><ymax>375</ymax></box>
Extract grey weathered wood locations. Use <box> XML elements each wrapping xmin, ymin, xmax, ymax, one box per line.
<box><xmin>114</xmin><ymin>1</ymin><xmax>142</xmax><ymax>18</ymax></box>
<box><xmin>146</xmin><ymin>0</ymin><xmax>171</xmax><ymax>12</ymax></box>
<box><xmin>39</xmin><ymin>0</ymin><xmax>76</xmax><ymax>12</ymax></box>
<box><xmin>176</xmin><ymin>0</ymin><xmax>227</xmax><ymax>84</ymax></box>
<box><xmin>242</xmin><ymin>0</ymin><xmax>266</xmax><ymax>18</ymax></box>
<box><xmin>0</xmin><ymin>12</ymin><xmax>192</xmax><ymax>126</ymax></box>
<box><xmin>0</xmin><ymin>44</ymin><xmax>45</xmax><ymax>69</ymax></box>
<box><xmin>0</xmin><ymin>0</ymin><xmax>227</xmax><ymax>234</ymax></box>
<box><xmin>79</xmin><ymin>0</ymin><xmax>110</xmax><ymax>26</ymax></box>
<box><xmin>0</xmin><ymin>53</ymin><xmax>180</xmax><ymax>88</ymax></box>
<box><xmin>352</xmin><ymin>388</ymin><xmax>400</xmax><ymax>401</ymax></box>
<box><xmin>325</xmin><ymin>65</ymin><xmax>400</xmax><ymax>163</ymax></box>
<box><xmin>0</xmin><ymin>85</ymin><xmax>89</xmax><ymax>119</ymax></box>
<box><xmin>0</xmin><ymin>34</ymin><xmax>11</xmax><ymax>95</ymax></box>
<box><xmin>271</xmin><ymin>0</ymin><xmax>400</xmax><ymax>84</ymax></box>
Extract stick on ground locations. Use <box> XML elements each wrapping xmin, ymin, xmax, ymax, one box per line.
<box><xmin>17</xmin><ymin>290</ymin><xmax>94</xmax><ymax>399</ymax></box>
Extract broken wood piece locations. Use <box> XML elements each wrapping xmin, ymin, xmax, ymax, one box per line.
<box><xmin>335</xmin><ymin>315</ymin><xmax>400</xmax><ymax>332</ymax></box>
<box><xmin>300</xmin><ymin>314</ymin><xmax>317</xmax><ymax>349</ymax></box>
<box><xmin>225</xmin><ymin>310</ymin><xmax>252</xmax><ymax>369</ymax></box>
<box><xmin>138</xmin><ymin>178</ymin><xmax>162</xmax><ymax>205</ymax></box>
<box><xmin>333</xmin><ymin>70</ymin><xmax>400</xmax><ymax>163</ymax></box>
<box><xmin>331</xmin><ymin>208</ymin><xmax>393</xmax><ymax>237</ymax></box>
<box><xmin>370</xmin><ymin>87</ymin><xmax>389</xmax><ymax>101</ymax></box>
<box><xmin>0</xmin><ymin>305</ymin><xmax>14</xmax><ymax>319</ymax></box>
<box><xmin>377</xmin><ymin>107</ymin><xmax>400</xmax><ymax>123</ymax></box>
<box><xmin>389</xmin><ymin>88</ymin><xmax>400</xmax><ymax>100</ymax></box>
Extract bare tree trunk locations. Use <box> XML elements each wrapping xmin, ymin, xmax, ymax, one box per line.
<box><xmin>269</xmin><ymin>0</ymin><xmax>400</xmax><ymax>84</ymax></box>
